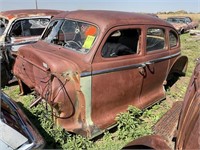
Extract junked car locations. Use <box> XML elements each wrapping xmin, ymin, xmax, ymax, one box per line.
<box><xmin>0</xmin><ymin>9</ymin><xmax>63</xmax><ymax>87</ymax></box>
<box><xmin>0</xmin><ymin>9</ymin><xmax>63</xmax><ymax>51</ymax></box>
<box><xmin>166</xmin><ymin>16</ymin><xmax>199</xmax><ymax>34</ymax></box>
<box><xmin>124</xmin><ymin>58</ymin><xmax>200</xmax><ymax>149</ymax></box>
<box><xmin>0</xmin><ymin>91</ymin><xmax>45</xmax><ymax>149</ymax></box>
<box><xmin>13</xmin><ymin>10</ymin><xmax>188</xmax><ymax>138</ymax></box>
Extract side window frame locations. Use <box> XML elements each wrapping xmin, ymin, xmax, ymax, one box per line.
<box><xmin>169</xmin><ymin>30</ymin><xmax>179</xmax><ymax>49</ymax></box>
<box><xmin>9</xmin><ymin>18</ymin><xmax>50</xmax><ymax>38</ymax></box>
<box><xmin>9</xmin><ymin>20</ymin><xmax>23</xmax><ymax>37</ymax></box>
<box><xmin>146</xmin><ymin>27</ymin><xmax>166</xmax><ymax>53</ymax></box>
<box><xmin>101</xmin><ymin>28</ymin><xmax>141</xmax><ymax>58</ymax></box>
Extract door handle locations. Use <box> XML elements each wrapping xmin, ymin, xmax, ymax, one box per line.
<box><xmin>145</xmin><ymin>61</ymin><xmax>155</xmax><ymax>73</ymax></box>
<box><xmin>138</xmin><ymin>63</ymin><xmax>146</xmax><ymax>76</ymax></box>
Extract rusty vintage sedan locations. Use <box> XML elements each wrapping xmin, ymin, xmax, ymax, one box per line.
<box><xmin>13</xmin><ymin>10</ymin><xmax>188</xmax><ymax>138</ymax></box>
<box><xmin>166</xmin><ymin>16</ymin><xmax>199</xmax><ymax>34</ymax></box>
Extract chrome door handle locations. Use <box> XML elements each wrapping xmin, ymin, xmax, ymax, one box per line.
<box><xmin>139</xmin><ymin>63</ymin><xmax>146</xmax><ymax>76</ymax></box>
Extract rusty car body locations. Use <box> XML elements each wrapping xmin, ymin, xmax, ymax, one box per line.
<box><xmin>13</xmin><ymin>10</ymin><xmax>188</xmax><ymax>138</ymax></box>
<box><xmin>124</xmin><ymin>58</ymin><xmax>200</xmax><ymax>149</ymax></box>
<box><xmin>0</xmin><ymin>91</ymin><xmax>45</xmax><ymax>149</ymax></box>
<box><xmin>0</xmin><ymin>9</ymin><xmax>63</xmax><ymax>87</ymax></box>
<box><xmin>166</xmin><ymin>16</ymin><xmax>199</xmax><ymax>34</ymax></box>
<box><xmin>0</xmin><ymin>9</ymin><xmax>63</xmax><ymax>51</ymax></box>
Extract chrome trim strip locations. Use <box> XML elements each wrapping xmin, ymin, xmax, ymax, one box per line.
<box><xmin>148</xmin><ymin>52</ymin><xmax>181</xmax><ymax>64</ymax></box>
<box><xmin>81</xmin><ymin>52</ymin><xmax>181</xmax><ymax>77</ymax></box>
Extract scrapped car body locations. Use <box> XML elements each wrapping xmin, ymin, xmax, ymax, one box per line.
<box><xmin>13</xmin><ymin>10</ymin><xmax>188</xmax><ymax>138</ymax></box>
<box><xmin>0</xmin><ymin>9</ymin><xmax>63</xmax><ymax>51</ymax></box>
<box><xmin>124</xmin><ymin>58</ymin><xmax>200</xmax><ymax>149</ymax></box>
<box><xmin>0</xmin><ymin>91</ymin><xmax>45</xmax><ymax>149</ymax></box>
<box><xmin>166</xmin><ymin>16</ymin><xmax>199</xmax><ymax>34</ymax></box>
<box><xmin>0</xmin><ymin>9</ymin><xmax>63</xmax><ymax>87</ymax></box>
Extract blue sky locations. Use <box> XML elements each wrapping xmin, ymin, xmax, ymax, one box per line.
<box><xmin>0</xmin><ymin>0</ymin><xmax>199</xmax><ymax>13</ymax></box>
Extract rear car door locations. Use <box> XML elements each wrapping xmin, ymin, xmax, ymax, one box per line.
<box><xmin>139</xmin><ymin>27</ymin><xmax>169</xmax><ymax>107</ymax></box>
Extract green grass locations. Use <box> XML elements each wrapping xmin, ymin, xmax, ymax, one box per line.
<box><xmin>2</xmin><ymin>32</ymin><xmax>199</xmax><ymax>149</ymax></box>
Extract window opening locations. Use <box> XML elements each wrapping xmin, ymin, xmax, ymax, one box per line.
<box><xmin>102</xmin><ymin>29</ymin><xmax>140</xmax><ymax>58</ymax></box>
<box><xmin>146</xmin><ymin>28</ymin><xmax>165</xmax><ymax>52</ymax></box>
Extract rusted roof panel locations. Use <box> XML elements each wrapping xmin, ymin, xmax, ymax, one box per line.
<box><xmin>0</xmin><ymin>9</ymin><xmax>64</xmax><ymax>19</ymax></box>
<box><xmin>53</xmin><ymin>10</ymin><xmax>173</xmax><ymax>30</ymax></box>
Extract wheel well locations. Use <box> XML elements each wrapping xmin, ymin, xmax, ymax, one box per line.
<box><xmin>181</xmin><ymin>29</ymin><xmax>185</xmax><ymax>34</ymax></box>
<box><xmin>166</xmin><ymin>56</ymin><xmax>188</xmax><ymax>87</ymax></box>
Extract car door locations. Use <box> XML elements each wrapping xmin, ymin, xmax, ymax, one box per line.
<box><xmin>139</xmin><ymin>26</ymin><xmax>169</xmax><ymax>107</ymax></box>
<box><xmin>91</xmin><ymin>26</ymin><xmax>145</xmax><ymax>128</ymax></box>
<box><xmin>6</xmin><ymin>17</ymin><xmax>50</xmax><ymax>51</ymax></box>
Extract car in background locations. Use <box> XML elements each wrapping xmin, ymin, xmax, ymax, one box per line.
<box><xmin>0</xmin><ymin>9</ymin><xmax>63</xmax><ymax>51</ymax></box>
<box><xmin>13</xmin><ymin>10</ymin><xmax>188</xmax><ymax>138</ymax></box>
<box><xmin>124</xmin><ymin>58</ymin><xmax>200</xmax><ymax>149</ymax></box>
<box><xmin>0</xmin><ymin>9</ymin><xmax>63</xmax><ymax>87</ymax></box>
<box><xmin>0</xmin><ymin>91</ymin><xmax>45</xmax><ymax>149</ymax></box>
<box><xmin>166</xmin><ymin>16</ymin><xmax>199</xmax><ymax>34</ymax></box>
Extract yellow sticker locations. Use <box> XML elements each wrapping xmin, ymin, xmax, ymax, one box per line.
<box><xmin>82</xmin><ymin>35</ymin><xmax>95</xmax><ymax>49</ymax></box>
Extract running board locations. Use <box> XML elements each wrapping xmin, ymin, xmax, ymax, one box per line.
<box><xmin>152</xmin><ymin>101</ymin><xmax>183</xmax><ymax>149</ymax></box>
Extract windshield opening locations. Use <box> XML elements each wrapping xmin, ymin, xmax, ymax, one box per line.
<box><xmin>0</xmin><ymin>17</ymin><xmax>9</xmax><ymax>36</ymax></box>
<box><xmin>42</xmin><ymin>19</ymin><xmax>98</xmax><ymax>54</ymax></box>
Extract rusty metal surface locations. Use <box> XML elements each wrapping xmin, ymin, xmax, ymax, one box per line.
<box><xmin>166</xmin><ymin>16</ymin><xmax>199</xmax><ymax>34</ymax></box>
<box><xmin>0</xmin><ymin>9</ymin><xmax>63</xmax><ymax>20</ymax></box>
<box><xmin>0</xmin><ymin>9</ymin><xmax>64</xmax><ymax>43</ymax></box>
<box><xmin>176</xmin><ymin>58</ymin><xmax>200</xmax><ymax>149</ymax></box>
<box><xmin>13</xmin><ymin>10</ymin><xmax>188</xmax><ymax>138</ymax></box>
<box><xmin>170</xmin><ymin>22</ymin><xmax>189</xmax><ymax>34</ymax></box>
<box><xmin>152</xmin><ymin>101</ymin><xmax>183</xmax><ymax>149</ymax></box>
<box><xmin>124</xmin><ymin>135</ymin><xmax>171</xmax><ymax>150</ymax></box>
<box><xmin>54</xmin><ymin>10</ymin><xmax>174</xmax><ymax>31</ymax></box>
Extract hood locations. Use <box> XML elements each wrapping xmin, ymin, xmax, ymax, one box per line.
<box><xmin>170</xmin><ymin>23</ymin><xmax>187</xmax><ymax>30</ymax></box>
<box><xmin>13</xmin><ymin>40</ymin><xmax>89</xmax><ymax>97</ymax></box>
<box><xmin>17</xmin><ymin>41</ymin><xmax>84</xmax><ymax>74</ymax></box>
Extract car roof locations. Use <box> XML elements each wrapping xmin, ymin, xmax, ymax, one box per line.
<box><xmin>54</xmin><ymin>10</ymin><xmax>173</xmax><ymax>30</ymax></box>
<box><xmin>0</xmin><ymin>9</ymin><xmax>64</xmax><ymax>20</ymax></box>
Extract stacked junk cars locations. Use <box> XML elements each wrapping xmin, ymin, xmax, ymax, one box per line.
<box><xmin>1</xmin><ymin>9</ymin><xmax>199</xmax><ymax>149</ymax></box>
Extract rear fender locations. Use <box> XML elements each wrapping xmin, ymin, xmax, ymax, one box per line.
<box><xmin>166</xmin><ymin>55</ymin><xmax>188</xmax><ymax>87</ymax></box>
